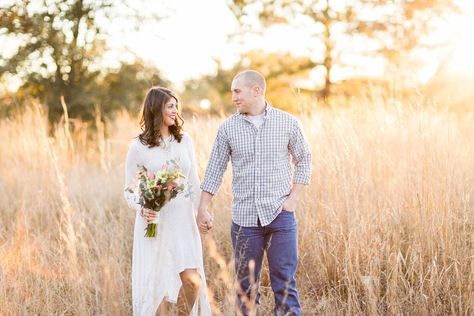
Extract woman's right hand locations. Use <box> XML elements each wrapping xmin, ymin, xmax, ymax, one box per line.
<box><xmin>196</xmin><ymin>209</ymin><xmax>213</xmax><ymax>234</ymax></box>
<box><xmin>140</xmin><ymin>208</ymin><xmax>157</xmax><ymax>224</ymax></box>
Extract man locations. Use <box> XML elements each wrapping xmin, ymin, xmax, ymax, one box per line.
<box><xmin>197</xmin><ymin>70</ymin><xmax>312</xmax><ymax>315</ymax></box>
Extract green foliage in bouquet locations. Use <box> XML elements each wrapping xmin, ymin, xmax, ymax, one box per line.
<box><xmin>134</xmin><ymin>160</ymin><xmax>186</xmax><ymax>237</ymax></box>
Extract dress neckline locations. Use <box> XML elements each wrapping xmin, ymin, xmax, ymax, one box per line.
<box><xmin>160</xmin><ymin>135</ymin><xmax>174</xmax><ymax>152</ymax></box>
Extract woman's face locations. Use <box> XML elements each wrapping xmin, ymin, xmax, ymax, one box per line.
<box><xmin>162</xmin><ymin>98</ymin><xmax>178</xmax><ymax>127</ymax></box>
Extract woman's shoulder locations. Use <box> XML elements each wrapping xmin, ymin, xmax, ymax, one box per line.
<box><xmin>180</xmin><ymin>132</ymin><xmax>193</xmax><ymax>143</ymax></box>
<box><xmin>125</xmin><ymin>138</ymin><xmax>145</xmax><ymax>162</ymax></box>
<box><xmin>129</xmin><ymin>137</ymin><xmax>141</xmax><ymax>147</ymax></box>
<box><xmin>179</xmin><ymin>132</ymin><xmax>198</xmax><ymax>152</ymax></box>
<box><xmin>128</xmin><ymin>137</ymin><xmax>148</xmax><ymax>152</ymax></box>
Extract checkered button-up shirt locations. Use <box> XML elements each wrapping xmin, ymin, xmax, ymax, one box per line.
<box><xmin>201</xmin><ymin>104</ymin><xmax>312</xmax><ymax>227</ymax></box>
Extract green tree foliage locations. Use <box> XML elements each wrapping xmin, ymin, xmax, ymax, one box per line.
<box><xmin>182</xmin><ymin>50</ymin><xmax>315</xmax><ymax>115</ymax></box>
<box><xmin>0</xmin><ymin>0</ymin><xmax>168</xmax><ymax>121</ymax></box>
<box><xmin>97</xmin><ymin>62</ymin><xmax>169</xmax><ymax>118</ymax></box>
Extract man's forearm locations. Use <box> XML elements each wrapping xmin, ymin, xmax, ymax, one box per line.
<box><xmin>288</xmin><ymin>183</ymin><xmax>304</xmax><ymax>201</ymax></box>
<box><xmin>282</xmin><ymin>183</ymin><xmax>305</xmax><ymax>212</ymax></box>
<box><xmin>198</xmin><ymin>191</ymin><xmax>214</xmax><ymax>212</ymax></box>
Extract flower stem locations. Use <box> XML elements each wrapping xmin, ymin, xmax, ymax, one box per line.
<box><xmin>145</xmin><ymin>223</ymin><xmax>157</xmax><ymax>237</ymax></box>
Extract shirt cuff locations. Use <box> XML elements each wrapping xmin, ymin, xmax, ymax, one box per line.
<box><xmin>293</xmin><ymin>173</ymin><xmax>310</xmax><ymax>185</ymax></box>
<box><xmin>200</xmin><ymin>181</ymin><xmax>219</xmax><ymax>195</ymax></box>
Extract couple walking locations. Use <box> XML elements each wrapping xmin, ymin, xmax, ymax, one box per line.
<box><xmin>124</xmin><ymin>70</ymin><xmax>312</xmax><ymax>316</ymax></box>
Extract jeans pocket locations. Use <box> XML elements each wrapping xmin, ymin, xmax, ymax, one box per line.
<box><xmin>272</xmin><ymin>210</ymin><xmax>297</xmax><ymax>231</ymax></box>
<box><xmin>279</xmin><ymin>210</ymin><xmax>296</xmax><ymax>225</ymax></box>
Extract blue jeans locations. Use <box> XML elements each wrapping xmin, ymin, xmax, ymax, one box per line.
<box><xmin>231</xmin><ymin>210</ymin><xmax>301</xmax><ymax>316</ymax></box>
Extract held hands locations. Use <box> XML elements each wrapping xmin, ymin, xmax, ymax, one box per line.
<box><xmin>196</xmin><ymin>209</ymin><xmax>213</xmax><ymax>234</ymax></box>
<box><xmin>140</xmin><ymin>208</ymin><xmax>157</xmax><ymax>224</ymax></box>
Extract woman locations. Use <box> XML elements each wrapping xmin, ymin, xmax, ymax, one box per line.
<box><xmin>124</xmin><ymin>87</ymin><xmax>212</xmax><ymax>316</ymax></box>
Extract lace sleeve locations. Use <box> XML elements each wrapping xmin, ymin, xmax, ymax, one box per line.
<box><xmin>185</xmin><ymin>134</ymin><xmax>201</xmax><ymax>213</ymax></box>
<box><xmin>124</xmin><ymin>140</ymin><xmax>143</xmax><ymax>212</ymax></box>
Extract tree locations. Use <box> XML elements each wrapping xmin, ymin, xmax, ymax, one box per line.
<box><xmin>182</xmin><ymin>50</ymin><xmax>316</xmax><ymax>115</ymax></box>
<box><xmin>97</xmin><ymin>60</ymin><xmax>170</xmax><ymax>118</ymax></box>
<box><xmin>0</xmin><ymin>0</ymin><xmax>167</xmax><ymax>120</ymax></box>
<box><xmin>228</xmin><ymin>0</ymin><xmax>458</xmax><ymax>104</ymax></box>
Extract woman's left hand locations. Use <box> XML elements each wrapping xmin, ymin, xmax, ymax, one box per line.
<box><xmin>141</xmin><ymin>208</ymin><xmax>157</xmax><ymax>224</ymax></box>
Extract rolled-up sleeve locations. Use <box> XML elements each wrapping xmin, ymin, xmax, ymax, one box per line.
<box><xmin>200</xmin><ymin>125</ymin><xmax>230</xmax><ymax>195</ymax></box>
<box><xmin>289</xmin><ymin>119</ymin><xmax>312</xmax><ymax>185</ymax></box>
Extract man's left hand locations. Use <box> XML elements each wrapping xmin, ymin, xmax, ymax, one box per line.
<box><xmin>282</xmin><ymin>196</ymin><xmax>297</xmax><ymax>212</ymax></box>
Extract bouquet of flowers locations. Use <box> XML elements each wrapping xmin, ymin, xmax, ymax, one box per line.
<box><xmin>127</xmin><ymin>160</ymin><xmax>186</xmax><ymax>237</ymax></box>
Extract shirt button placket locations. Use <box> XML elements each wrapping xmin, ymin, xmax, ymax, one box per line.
<box><xmin>255</xmin><ymin>130</ymin><xmax>262</xmax><ymax>223</ymax></box>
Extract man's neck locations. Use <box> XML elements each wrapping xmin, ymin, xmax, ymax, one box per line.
<box><xmin>247</xmin><ymin>100</ymin><xmax>266</xmax><ymax>116</ymax></box>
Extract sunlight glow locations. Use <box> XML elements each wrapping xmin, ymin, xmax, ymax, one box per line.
<box><xmin>444</xmin><ymin>12</ymin><xmax>474</xmax><ymax>77</ymax></box>
<box><xmin>199</xmin><ymin>99</ymin><xmax>211</xmax><ymax>110</ymax></box>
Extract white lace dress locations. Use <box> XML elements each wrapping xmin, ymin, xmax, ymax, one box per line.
<box><xmin>124</xmin><ymin>133</ymin><xmax>212</xmax><ymax>316</ymax></box>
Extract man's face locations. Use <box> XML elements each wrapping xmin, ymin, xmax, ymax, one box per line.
<box><xmin>231</xmin><ymin>77</ymin><xmax>255</xmax><ymax>114</ymax></box>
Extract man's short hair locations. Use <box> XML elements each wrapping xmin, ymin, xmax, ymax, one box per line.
<box><xmin>234</xmin><ymin>70</ymin><xmax>266</xmax><ymax>94</ymax></box>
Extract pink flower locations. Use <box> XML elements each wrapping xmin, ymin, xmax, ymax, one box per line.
<box><xmin>147</xmin><ymin>171</ymin><xmax>156</xmax><ymax>180</ymax></box>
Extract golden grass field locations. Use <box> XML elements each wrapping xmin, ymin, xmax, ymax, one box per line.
<box><xmin>0</xmin><ymin>100</ymin><xmax>473</xmax><ymax>315</ymax></box>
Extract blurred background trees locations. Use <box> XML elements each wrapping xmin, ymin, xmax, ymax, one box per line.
<box><xmin>229</xmin><ymin>0</ymin><xmax>459</xmax><ymax>105</ymax></box>
<box><xmin>0</xmin><ymin>0</ymin><xmax>468</xmax><ymax>121</ymax></box>
<box><xmin>182</xmin><ymin>51</ymin><xmax>315</xmax><ymax>115</ymax></box>
<box><xmin>0</xmin><ymin>0</ymin><xmax>168</xmax><ymax>121</ymax></box>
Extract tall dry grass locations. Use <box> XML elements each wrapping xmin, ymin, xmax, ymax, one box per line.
<box><xmin>0</xmin><ymin>99</ymin><xmax>473</xmax><ymax>315</ymax></box>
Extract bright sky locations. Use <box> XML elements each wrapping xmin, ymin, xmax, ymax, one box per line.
<box><xmin>104</xmin><ymin>0</ymin><xmax>240</xmax><ymax>85</ymax></box>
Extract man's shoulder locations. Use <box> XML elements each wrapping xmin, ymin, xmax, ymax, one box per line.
<box><xmin>219</xmin><ymin>112</ymin><xmax>241</xmax><ymax>129</ymax></box>
<box><xmin>269</xmin><ymin>107</ymin><xmax>298</xmax><ymax>123</ymax></box>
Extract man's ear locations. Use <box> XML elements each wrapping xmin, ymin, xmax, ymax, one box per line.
<box><xmin>254</xmin><ymin>86</ymin><xmax>261</xmax><ymax>96</ymax></box>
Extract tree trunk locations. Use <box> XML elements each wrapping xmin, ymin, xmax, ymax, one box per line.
<box><xmin>321</xmin><ymin>1</ymin><xmax>332</xmax><ymax>105</ymax></box>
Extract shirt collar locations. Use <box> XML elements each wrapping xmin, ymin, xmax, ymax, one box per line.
<box><xmin>238</xmin><ymin>101</ymin><xmax>273</xmax><ymax>120</ymax></box>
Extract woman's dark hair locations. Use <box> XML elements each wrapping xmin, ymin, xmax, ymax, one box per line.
<box><xmin>138</xmin><ymin>87</ymin><xmax>184</xmax><ymax>147</ymax></box>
